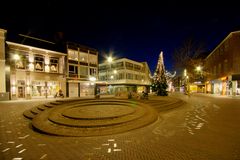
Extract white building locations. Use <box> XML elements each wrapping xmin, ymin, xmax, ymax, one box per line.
<box><xmin>98</xmin><ymin>58</ymin><xmax>151</xmax><ymax>95</ymax></box>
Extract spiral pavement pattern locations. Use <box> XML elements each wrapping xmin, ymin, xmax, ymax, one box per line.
<box><xmin>31</xmin><ymin>99</ymin><xmax>158</xmax><ymax>136</ymax></box>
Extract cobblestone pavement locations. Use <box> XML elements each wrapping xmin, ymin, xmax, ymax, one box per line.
<box><xmin>1</xmin><ymin>94</ymin><xmax>240</xmax><ymax>160</ymax></box>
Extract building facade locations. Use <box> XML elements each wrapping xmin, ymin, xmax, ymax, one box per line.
<box><xmin>98</xmin><ymin>58</ymin><xmax>151</xmax><ymax>95</ymax></box>
<box><xmin>205</xmin><ymin>31</ymin><xmax>240</xmax><ymax>96</ymax></box>
<box><xmin>66</xmin><ymin>42</ymin><xmax>98</xmax><ymax>97</ymax></box>
<box><xmin>0</xmin><ymin>28</ymin><xmax>99</xmax><ymax>100</ymax></box>
<box><xmin>7</xmin><ymin>42</ymin><xmax>66</xmax><ymax>99</ymax></box>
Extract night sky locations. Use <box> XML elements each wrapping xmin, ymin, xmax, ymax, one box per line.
<box><xmin>1</xmin><ymin>0</ymin><xmax>240</xmax><ymax>74</ymax></box>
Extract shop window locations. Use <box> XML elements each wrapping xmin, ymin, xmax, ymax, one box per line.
<box><xmin>238</xmin><ymin>81</ymin><xmax>240</xmax><ymax>88</ymax></box>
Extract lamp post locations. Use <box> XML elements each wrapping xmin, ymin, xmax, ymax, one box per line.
<box><xmin>183</xmin><ymin>69</ymin><xmax>189</xmax><ymax>95</ymax></box>
<box><xmin>107</xmin><ymin>56</ymin><xmax>113</xmax><ymax>94</ymax></box>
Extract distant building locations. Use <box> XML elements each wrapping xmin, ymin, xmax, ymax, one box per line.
<box><xmin>98</xmin><ymin>58</ymin><xmax>151</xmax><ymax>95</ymax></box>
<box><xmin>205</xmin><ymin>31</ymin><xmax>240</xmax><ymax>96</ymax></box>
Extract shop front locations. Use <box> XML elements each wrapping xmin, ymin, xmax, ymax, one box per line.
<box><xmin>67</xmin><ymin>81</ymin><xmax>95</xmax><ymax>98</ymax></box>
<box><xmin>11</xmin><ymin>71</ymin><xmax>65</xmax><ymax>100</ymax></box>
<box><xmin>231</xmin><ymin>74</ymin><xmax>240</xmax><ymax>96</ymax></box>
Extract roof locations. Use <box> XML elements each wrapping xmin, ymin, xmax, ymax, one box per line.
<box><xmin>5</xmin><ymin>30</ymin><xmax>67</xmax><ymax>53</ymax></box>
<box><xmin>205</xmin><ymin>31</ymin><xmax>240</xmax><ymax>60</ymax></box>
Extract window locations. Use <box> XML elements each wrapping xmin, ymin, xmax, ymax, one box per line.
<box><xmin>80</xmin><ymin>66</ymin><xmax>88</xmax><ymax>78</ymax></box>
<box><xmin>89</xmin><ymin>68</ymin><xmax>97</xmax><ymax>76</ymax></box>
<box><xmin>99</xmin><ymin>76</ymin><xmax>106</xmax><ymax>81</ymax></box>
<box><xmin>127</xmin><ymin>73</ymin><xmax>133</xmax><ymax>79</ymax></box>
<box><xmin>50</xmin><ymin>58</ymin><xmax>58</xmax><ymax>72</ymax></box>
<box><xmin>119</xmin><ymin>73</ymin><xmax>124</xmax><ymax>79</ymax></box>
<box><xmin>15</xmin><ymin>58</ymin><xmax>26</xmax><ymax>70</ymax></box>
<box><xmin>35</xmin><ymin>56</ymin><xmax>44</xmax><ymax>72</ymax></box>
<box><xmin>68</xmin><ymin>49</ymin><xmax>78</xmax><ymax>61</ymax></box>
<box><xmin>79</xmin><ymin>52</ymin><xmax>88</xmax><ymax>62</ymax></box>
<box><xmin>126</xmin><ymin>62</ymin><xmax>133</xmax><ymax>70</ymax></box>
<box><xmin>99</xmin><ymin>65</ymin><xmax>107</xmax><ymax>72</ymax></box>
<box><xmin>116</xmin><ymin>62</ymin><xmax>124</xmax><ymax>69</ymax></box>
<box><xmin>134</xmin><ymin>64</ymin><xmax>141</xmax><ymax>71</ymax></box>
<box><xmin>89</xmin><ymin>54</ymin><xmax>97</xmax><ymax>66</ymax></box>
<box><xmin>68</xmin><ymin>65</ymin><xmax>78</xmax><ymax>78</ymax></box>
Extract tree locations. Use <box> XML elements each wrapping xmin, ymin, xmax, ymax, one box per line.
<box><xmin>152</xmin><ymin>51</ymin><xmax>168</xmax><ymax>96</ymax></box>
<box><xmin>172</xmin><ymin>38</ymin><xmax>207</xmax><ymax>81</ymax></box>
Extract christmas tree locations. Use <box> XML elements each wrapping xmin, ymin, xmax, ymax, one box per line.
<box><xmin>152</xmin><ymin>51</ymin><xmax>168</xmax><ymax>96</ymax></box>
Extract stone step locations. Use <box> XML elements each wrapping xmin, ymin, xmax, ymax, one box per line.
<box><xmin>30</xmin><ymin>107</ymin><xmax>42</xmax><ymax>114</ymax></box>
<box><xmin>23</xmin><ymin>109</ymin><xmax>36</xmax><ymax>119</ymax></box>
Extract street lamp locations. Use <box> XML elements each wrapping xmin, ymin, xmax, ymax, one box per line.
<box><xmin>106</xmin><ymin>56</ymin><xmax>114</xmax><ymax>94</ymax></box>
<box><xmin>196</xmin><ymin>66</ymin><xmax>201</xmax><ymax>72</ymax></box>
<box><xmin>107</xmin><ymin>56</ymin><xmax>113</xmax><ymax>63</ymax></box>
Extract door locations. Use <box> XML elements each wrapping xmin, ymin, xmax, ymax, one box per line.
<box><xmin>18</xmin><ymin>86</ymin><xmax>25</xmax><ymax>98</ymax></box>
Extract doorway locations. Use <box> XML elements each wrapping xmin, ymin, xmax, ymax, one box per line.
<box><xmin>18</xmin><ymin>86</ymin><xmax>25</xmax><ymax>98</ymax></box>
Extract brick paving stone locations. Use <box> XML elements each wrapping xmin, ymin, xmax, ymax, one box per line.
<box><xmin>1</xmin><ymin>95</ymin><xmax>239</xmax><ymax>160</ymax></box>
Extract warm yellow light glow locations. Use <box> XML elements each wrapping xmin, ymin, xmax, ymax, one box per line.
<box><xmin>45</xmin><ymin>55</ymin><xmax>50</xmax><ymax>65</ymax></box>
<box><xmin>113</xmin><ymin>70</ymin><xmax>117</xmax><ymax>74</ymax></box>
<box><xmin>45</xmin><ymin>65</ymin><xmax>50</xmax><ymax>72</ymax></box>
<box><xmin>110</xmin><ymin>75</ymin><xmax>114</xmax><ymax>79</ymax></box>
<box><xmin>89</xmin><ymin>77</ymin><xmax>96</xmax><ymax>81</ymax></box>
<box><xmin>29</xmin><ymin>63</ymin><xmax>34</xmax><ymax>71</ymax></box>
<box><xmin>107</xmin><ymin>57</ymin><xmax>113</xmax><ymax>63</ymax></box>
<box><xmin>12</xmin><ymin>86</ymin><xmax>16</xmax><ymax>94</ymax></box>
<box><xmin>196</xmin><ymin>66</ymin><xmax>201</xmax><ymax>71</ymax></box>
<box><xmin>13</xmin><ymin>54</ymin><xmax>20</xmax><ymax>60</ymax></box>
<box><xmin>29</xmin><ymin>53</ymin><xmax>34</xmax><ymax>63</ymax></box>
<box><xmin>184</xmin><ymin>69</ymin><xmax>187</xmax><ymax>76</ymax></box>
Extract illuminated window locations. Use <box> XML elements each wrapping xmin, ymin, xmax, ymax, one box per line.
<box><xmin>89</xmin><ymin>68</ymin><xmax>96</xmax><ymax>76</ymax></box>
<box><xmin>80</xmin><ymin>52</ymin><xmax>88</xmax><ymax>62</ymax></box>
<box><xmin>89</xmin><ymin>54</ymin><xmax>97</xmax><ymax>66</ymax></box>
<box><xmin>68</xmin><ymin>49</ymin><xmax>78</xmax><ymax>60</ymax></box>
<box><xmin>50</xmin><ymin>58</ymin><xmax>58</xmax><ymax>72</ymax></box>
<box><xmin>126</xmin><ymin>62</ymin><xmax>133</xmax><ymax>70</ymax></box>
<box><xmin>35</xmin><ymin>56</ymin><xmax>44</xmax><ymax>72</ymax></box>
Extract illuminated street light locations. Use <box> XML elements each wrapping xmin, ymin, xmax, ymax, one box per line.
<box><xmin>107</xmin><ymin>56</ymin><xmax>113</xmax><ymax>63</ymax></box>
<box><xmin>196</xmin><ymin>66</ymin><xmax>201</xmax><ymax>71</ymax></box>
<box><xmin>184</xmin><ymin>69</ymin><xmax>187</xmax><ymax>77</ymax></box>
<box><xmin>113</xmin><ymin>70</ymin><xmax>117</xmax><ymax>74</ymax></box>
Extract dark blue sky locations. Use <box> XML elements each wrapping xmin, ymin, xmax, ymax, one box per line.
<box><xmin>1</xmin><ymin>0</ymin><xmax>240</xmax><ymax>74</ymax></box>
